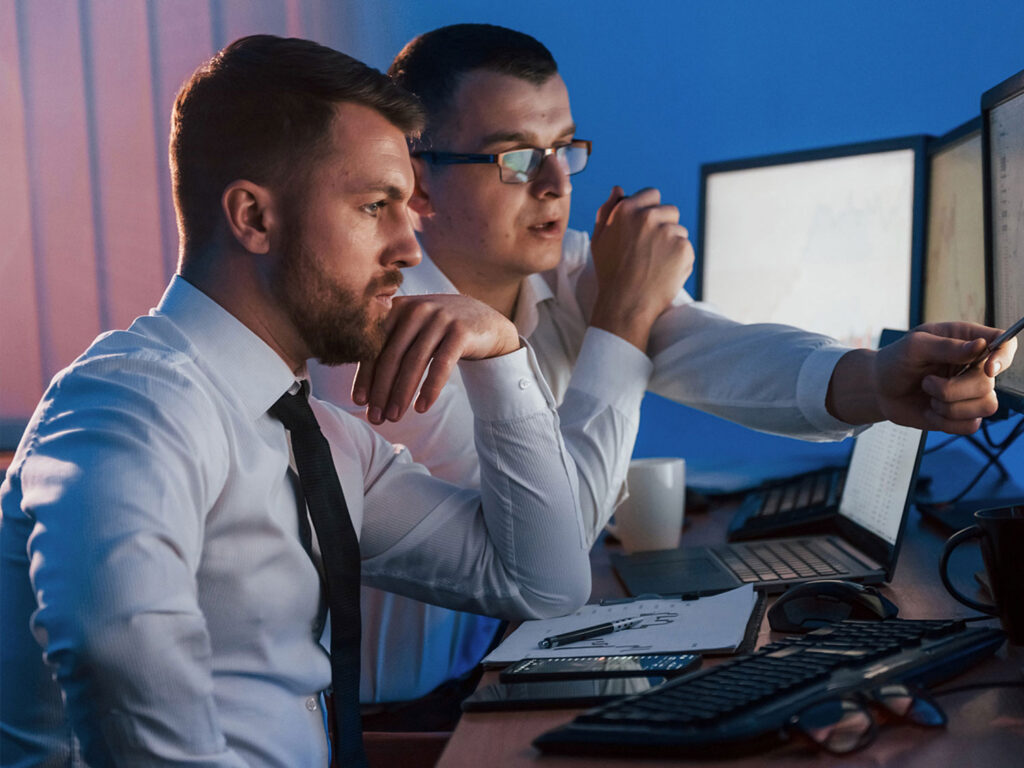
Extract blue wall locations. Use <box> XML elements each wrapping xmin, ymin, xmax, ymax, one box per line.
<box><xmin>343</xmin><ymin>0</ymin><xmax>1024</xmax><ymax>480</ymax></box>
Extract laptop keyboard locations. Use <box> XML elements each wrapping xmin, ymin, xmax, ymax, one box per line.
<box><xmin>714</xmin><ymin>538</ymin><xmax>851</xmax><ymax>583</ymax></box>
<box><xmin>534</xmin><ymin>618</ymin><xmax>1005</xmax><ymax>758</ymax></box>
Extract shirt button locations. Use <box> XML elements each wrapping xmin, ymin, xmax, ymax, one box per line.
<box><xmin>306</xmin><ymin>697</ymin><xmax>318</xmax><ymax>712</ymax></box>
<box><xmin>518</xmin><ymin>377</ymin><xmax>531</xmax><ymax>390</ymax></box>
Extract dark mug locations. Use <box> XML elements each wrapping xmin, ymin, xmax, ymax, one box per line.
<box><xmin>939</xmin><ymin>505</ymin><xmax>1024</xmax><ymax>644</ymax></box>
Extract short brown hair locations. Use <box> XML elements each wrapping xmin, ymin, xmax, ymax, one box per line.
<box><xmin>171</xmin><ymin>35</ymin><xmax>423</xmax><ymax>256</ymax></box>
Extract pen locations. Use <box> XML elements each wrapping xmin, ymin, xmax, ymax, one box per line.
<box><xmin>953</xmin><ymin>314</ymin><xmax>1024</xmax><ymax>377</ymax></box>
<box><xmin>538</xmin><ymin>616</ymin><xmax>643</xmax><ymax>649</ymax></box>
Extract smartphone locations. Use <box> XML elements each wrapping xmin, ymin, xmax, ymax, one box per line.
<box><xmin>955</xmin><ymin>313</ymin><xmax>1024</xmax><ymax>376</ymax></box>
<box><xmin>460</xmin><ymin>676</ymin><xmax>667</xmax><ymax>712</ymax></box>
<box><xmin>499</xmin><ymin>653</ymin><xmax>701</xmax><ymax>682</ymax></box>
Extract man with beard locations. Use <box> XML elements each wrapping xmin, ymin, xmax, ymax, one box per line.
<box><xmin>0</xmin><ymin>35</ymin><xmax>591</xmax><ymax>767</ymax></box>
<box><xmin>311</xmin><ymin>23</ymin><xmax>1018</xmax><ymax>726</ymax></box>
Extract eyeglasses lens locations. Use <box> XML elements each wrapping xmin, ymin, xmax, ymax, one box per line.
<box><xmin>871</xmin><ymin>684</ymin><xmax>947</xmax><ymax>727</ymax></box>
<box><xmin>793</xmin><ymin>699</ymin><xmax>876</xmax><ymax>754</ymax></box>
<box><xmin>558</xmin><ymin>143</ymin><xmax>590</xmax><ymax>175</ymax></box>
<box><xmin>498</xmin><ymin>142</ymin><xmax>590</xmax><ymax>183</ymax></box>
<box><xmin>499</xmin><ymin>149</ymin><xmax>540</xmax><ymax>183</ymax></box>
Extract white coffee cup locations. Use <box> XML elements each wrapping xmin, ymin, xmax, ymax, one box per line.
<box><xmin>606</xmin><ymin>458</ymin><xmax>686</xmax><ymax>553</ymax></box>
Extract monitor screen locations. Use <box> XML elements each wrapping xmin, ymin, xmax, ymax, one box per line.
<box><xmin>697</xmin><ymin>138</ymin><xmax>926</xmax><ymax>349</ymax></box>
<box><xmin>983</xmin><ymin>71</ymin><xmax>1024</xmax><ymax>411</ymax></box>
<box><xmin>923</xmin><ymin>119</ymin><xmax>987</xmax><ymax>325</ymax></box>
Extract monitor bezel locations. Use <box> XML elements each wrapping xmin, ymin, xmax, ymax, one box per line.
<box><xmin>923</xmin><ymin>116</ymin><xmax>988</xmax><ymax>326</ymax></box>
<box><xmin>982</xmin><ymin>69</ymin><xmax>1024</xmax><ymax>413</ymax></box>
<box><xmin>695</xmin><ymin>135</ymin><xmax>930</xmax><ymax>333</ymax></box>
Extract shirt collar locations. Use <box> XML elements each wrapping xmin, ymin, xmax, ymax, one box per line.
<box><xmin>411</xmin><ymin>249</ymin><xmax>556</xmax><ymax>337</ymax></box>
<box><xmin>155</xmin><ymin>275</ymin><xmax>298</xmax><ymax>419</ymax></box>
<box><xmin>512</xmin><ymin>272</ymin><xmax>555</xmax><ymax>338</ymax></box>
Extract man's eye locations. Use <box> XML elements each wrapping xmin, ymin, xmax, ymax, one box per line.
<box><xmin>362</xmin><ymin>201</ymin><xmax>385</xmax><ymax>216</ymax></box>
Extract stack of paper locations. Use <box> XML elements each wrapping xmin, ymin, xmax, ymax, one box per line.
<box><xmin>483</xmin><ymin>584</ymin><xmax>757</xmax><ymax>665</ymax></box>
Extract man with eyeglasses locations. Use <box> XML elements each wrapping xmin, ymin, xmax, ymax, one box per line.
<box><xmin>311</xmin><ymin>23</ymin><xmax>1016</xmax><ymax>728</ymax></box>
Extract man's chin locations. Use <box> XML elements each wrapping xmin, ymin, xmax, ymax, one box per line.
<box><xmin>313</xmin><ymin>322</ymin><xmax>387</xmax><ymax>367</ymax></box>
<box><xmin>525</xmin><ymin>240</ymin><xmax>564</xmax><ymax>275</ymax></box>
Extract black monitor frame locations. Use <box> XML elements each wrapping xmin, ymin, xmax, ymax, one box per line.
<box><xmin>695</xmin><ymin>135</ymin><xmax>930</xmax><ymax>334</ymax></box>
<box><xmin>923</xmin><ymin>116</ymin><xmax>987</xmax><ymax>326</ymax></box>
<box><xmin>982</xmin><ymin>69</ymin><xmax>1024</xmax><ymax>414</ymax></box>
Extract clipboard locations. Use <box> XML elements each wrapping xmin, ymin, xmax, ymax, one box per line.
<box><xmin>482</xmin><ymin>584</ymin><xmax>757</xmax><ymax>666</ymax></box>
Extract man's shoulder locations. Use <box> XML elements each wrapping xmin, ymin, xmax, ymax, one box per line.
<box><xmin>43</xmin><ymin>317</ymin><xmax>224</xmax><ymax>434</ymax></box>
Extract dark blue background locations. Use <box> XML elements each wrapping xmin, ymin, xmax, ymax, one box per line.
<box><xmin>340</xmin><ymin>0</ymin><xmax>1024</xmax><ymax>479</ymax></box>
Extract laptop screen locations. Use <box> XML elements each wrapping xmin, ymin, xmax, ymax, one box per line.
<box><xmin>836</xmin><ymin>421</ymin><xmax>925</xmax><ymax>573</ymax></box>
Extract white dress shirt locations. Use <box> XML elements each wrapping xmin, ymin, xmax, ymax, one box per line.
<box><xmin>312</xmin><ymin>228</ymin><xmax>858</xmax><ymax>703</ymax></box>
<box><xmin>0</xmin><ymin>276</ymin><xmax>589</xmax><ymax>767</ymax></box>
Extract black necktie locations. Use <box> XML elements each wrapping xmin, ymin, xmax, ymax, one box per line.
<box><xmin>270</xmin><ymin>382</ymin><xmax>367</xmax><ymax>768</ymax></box>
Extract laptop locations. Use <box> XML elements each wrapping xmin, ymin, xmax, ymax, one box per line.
<box><xmin>612</xmin><ymin>420</ymin><xmax>926</xmax><ymax>596</ymax></box>
<box><xmin>724</xmin><ymin>328</ymin><xmax>909</xmax><ymax>542</ymax></box>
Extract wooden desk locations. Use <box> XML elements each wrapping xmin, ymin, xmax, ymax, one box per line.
<box><xmin>437</xmin><ymin>501</ymin><xmax>1024</xmax><ymax>766</ymax></box>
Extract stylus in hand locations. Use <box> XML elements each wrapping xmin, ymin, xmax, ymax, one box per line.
<box><xmin>538</xmin><ymin>617</ymin><xmax>643</xmax><ymax>649</ymax></box>
<box><xmin>953</xmin><ymin>314</ymin><xmax>1024</xmax><ymax>377</ymax></box>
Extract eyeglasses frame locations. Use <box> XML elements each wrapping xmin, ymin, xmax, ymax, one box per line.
<box><xmin>788</xmin><ymin>682</ymin><xmax>947</xmax><ymax>755</ymax></box>
<box><xmin>413</xmin><ymin>139</ymin><xmax>592</xmax><ymax>184</ymax></box>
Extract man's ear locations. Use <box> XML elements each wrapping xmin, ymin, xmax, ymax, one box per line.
<box><xmin>222</xmin><ymin>180</ymin><xmax>277</xmax><ymax>254</ymax></box>
<box><xmin>408</xmin><ymin>155</ymin><xmax>434</xmax><ymax>219</ymax></box>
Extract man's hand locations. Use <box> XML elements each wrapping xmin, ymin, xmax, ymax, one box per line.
<box><xmin>589</xmin><ymin>186</ymin><xmax>694</xmax><ymax>351</ymax></box>
<box><xmin>351</xmin><ymin>294</ymin><xmax>521</xmax><ymax>424</ymax></box>
<box><xmin>827</xmin><ymin>322</ymin><xmax>1017</xmax><ymax>434</ymax></box>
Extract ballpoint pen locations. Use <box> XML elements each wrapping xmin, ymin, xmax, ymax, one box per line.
<box><xmin>538</xmin><ymin>616</ymin><xmax>644</xmax><ymax>649</ymax></box>
<box><xmin>953</xmin><ymin>314</ymin><xmax>1024</xmax><ymax>377</ymax></box>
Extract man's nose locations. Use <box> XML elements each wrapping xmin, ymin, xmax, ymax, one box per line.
<box><xmin>531</xmin><ymin>151</ymin><xmax>572</xmax><ymax>198</ymax></box>
<box><xmin>387</xmin><ymin>211</ymin><xmax>422</xmax><ymax>269</ymax></box>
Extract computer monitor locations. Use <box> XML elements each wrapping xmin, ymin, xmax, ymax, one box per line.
<box><xmin>923</xmin><ymin>118</ymin><xmax>987</xmax><ymax>326</ymax></box>
<box><xmin>696</xmin><ymin>137</ymin><xmax>927</xmax><ymax>349</ymax></box>
<box><xmin>982</xmin><ymin>69</ymin><xmax>1024</xmax><ymax>412</ymax></box>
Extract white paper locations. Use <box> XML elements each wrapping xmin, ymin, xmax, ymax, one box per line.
<box><xmin>483</xmin><ymin>584</ymin><xmax>757</xmax><ymax>665</ymax></box>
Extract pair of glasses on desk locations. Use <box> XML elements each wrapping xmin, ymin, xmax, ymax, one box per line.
<box><xmin>790</xmin><ymin>682</ymin><xmax>944</xmax><ymax>754</ymax></box>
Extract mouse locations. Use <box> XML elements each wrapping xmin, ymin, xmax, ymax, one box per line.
<box><xmin>767</xmin><ymin>580</ymin><xmax>899</xmax><ymax>633</ymax></box>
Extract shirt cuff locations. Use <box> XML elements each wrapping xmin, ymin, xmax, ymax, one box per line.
<box><xmin>568</xmin><ymin>327</ymin><xmax>653</xmax><ymax>416</ymax></box>
<box><xmin>459</xmin><ymin>342</ymin><xmax>556</xmax><ymax>421</ymax></box>
<box><xmin>796</xmin><ymin>343</ymin><xmax>862</xmax><ymax>434</ymax></box>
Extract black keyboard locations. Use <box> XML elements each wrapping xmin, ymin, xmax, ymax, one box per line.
<box><xmin>534</xmin><ymin>619</ymin><xmax>1005</xmax><ymax>758</ymax></box>
<box><xmin>728</xmin><ymin>466</ymin><xmax>846</xmax><ymax>541</ymax></box>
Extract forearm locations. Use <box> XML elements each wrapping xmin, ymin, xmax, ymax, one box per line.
<box><xmin>590</xmin><ymin>297</ymin><xmax>662</xmax><ymax>352</ymax></box>
<box><xmin>558</xmin><ymin>328</ymin><xmax>652</xmax><ymax>545</ymax></box>
<box><xmin>462</xmin><ymin>345</ymin><xmax>591</xmax><ymax>615</ymax></box>
<box><xmin>359</xmin><ymin>345</ymin><xmax>591</xmax><ymax>619</ymax></box>
<box><xmin>648</xmin><ymin>301</ymin><xmax>859</xmax><ymax>440</ymax></box>
<box><xmin>824</xmin><ymin>348</ymin><xmax>884</xmax><ymax>426</ymax></box>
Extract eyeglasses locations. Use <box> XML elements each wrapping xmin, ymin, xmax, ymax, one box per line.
<box><xmin>788</xmin><ymin>683</ymin><xmax>947</xmax><ymax>754</ymax></box>
<box><xmin>414</xmin><ymin>139</ymin><xmax>592</xmax><ymax>184</ymax></box>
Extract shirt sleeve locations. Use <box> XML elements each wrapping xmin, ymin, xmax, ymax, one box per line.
<box><xmin>567</xmin><ymin>230</ymin><xmax>858</xmax><ymax>441</ymax></box>
<box><xmin>557</xmin><ymin>327</ymin><xmax>652</xmax><ymax>544</ymax></box>
<box><xmin>646</xmin><ymin>298</ymin><xmax>858</xmax><ymax>440</ymax></box>
<box><xmin>13</xmin><ymin>356</ymin><xmax>247</xmax><ymax>767</ymax></box>
<box><xmin>350</xmin><ymin>344</ymin><xmax>592</xmax><ymax>620</ymax></box>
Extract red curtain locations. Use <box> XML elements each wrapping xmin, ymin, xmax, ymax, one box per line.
<box><xmin>0</xmin><ymin>0</ymin><xmax>356</xmax><ymax>448</ymax></box>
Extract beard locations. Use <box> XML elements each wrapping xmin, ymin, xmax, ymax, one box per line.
<box><xmin>273</xmin><ymin>227</ymin><xmax>402</xmax><ymax>367</ymax></box>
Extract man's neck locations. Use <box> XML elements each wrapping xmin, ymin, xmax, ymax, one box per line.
<box><xmin>430</xmin><ymin>251</ymin><xmax>524</xmax><ymax>320</ymax></box>
<box><xmin>179</xmin><ymin>247</ymin><xmax>308</xmax><ymax>375</ymax></box>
